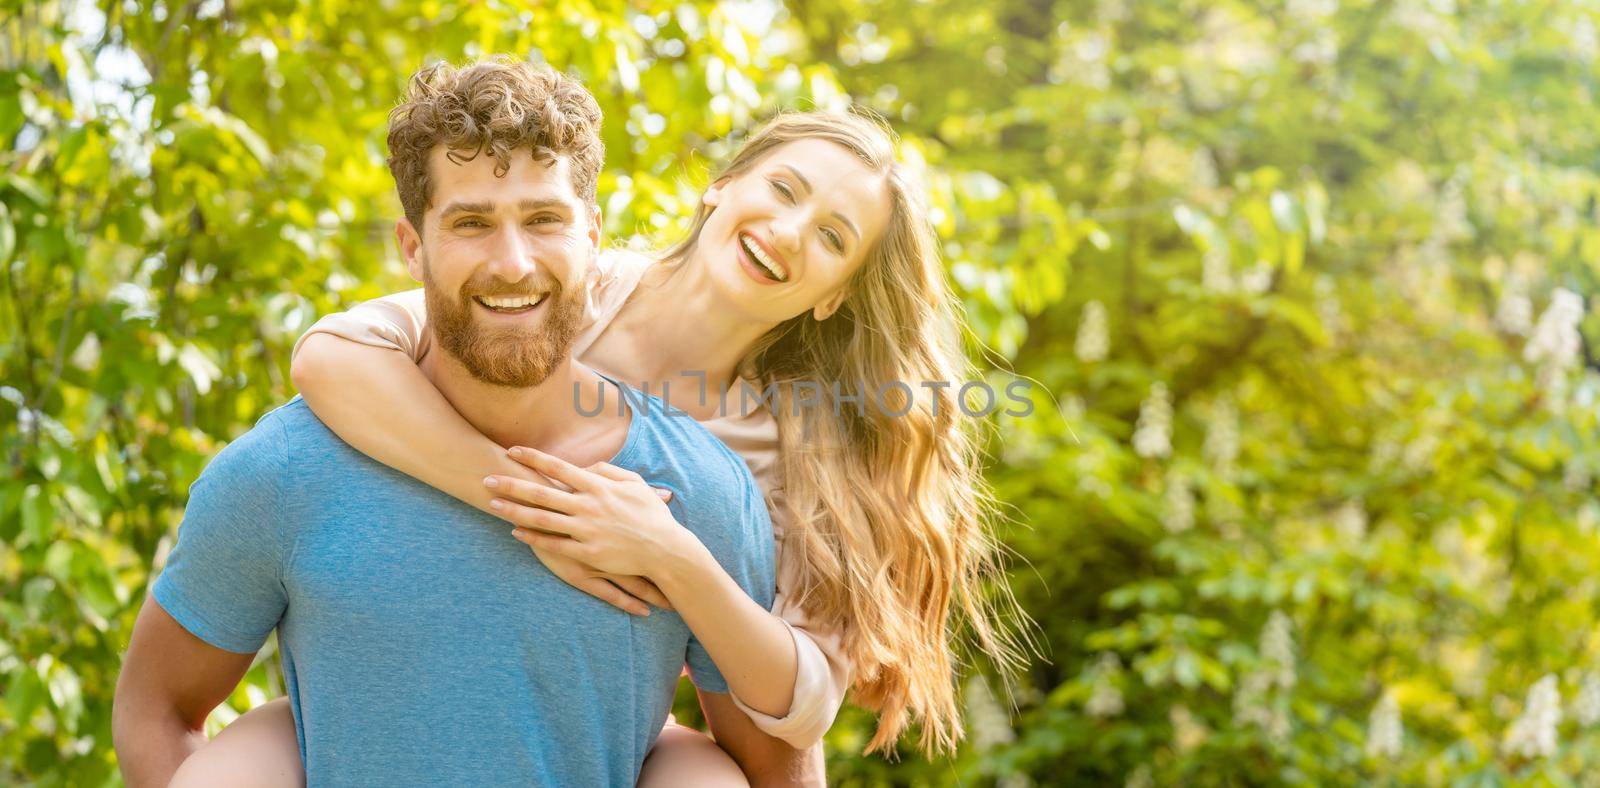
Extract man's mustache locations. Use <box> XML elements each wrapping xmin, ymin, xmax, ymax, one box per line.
<box><xmin>459</xmin><ymin>277</ymin><xmax>561</xmax><ymax>298</ymax></box>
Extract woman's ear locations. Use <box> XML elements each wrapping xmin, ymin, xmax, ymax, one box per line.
<box><xmin>812</xmin><ymin>288</ymin><xmax>847</xmax><ymax>321</ymax></box>
<box><xmin>702</xmin><ymin>177</ymin><xmax>732</xmax><ymax>208</ymax></box>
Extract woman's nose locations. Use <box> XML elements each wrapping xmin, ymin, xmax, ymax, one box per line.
<box><xmin>770</xmin><ymin>214</ymin><xmax>803</xmax><ymax>255</ymax></box>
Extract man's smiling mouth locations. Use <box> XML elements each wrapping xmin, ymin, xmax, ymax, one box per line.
<box><xmin>473</xmin><ymin>294</ymin><xmax>548</xmax><ymax>313</ymax></box>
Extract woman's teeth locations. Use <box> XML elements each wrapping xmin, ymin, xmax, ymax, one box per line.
<box><xmin>740</xmin><ymin>235</ymin><xmax>787</xmax><ymax>281</ymax></box>
<box><xmin>475</xmin><ymin>295</ymin><xmax>544</xmax><ymax>311</ymax></box>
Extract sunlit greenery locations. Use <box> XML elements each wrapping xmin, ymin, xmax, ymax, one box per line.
<box><xmin>5</xmin><ymin>0</ymin><xmax>1600</xmax><ymax>784</ymax></box>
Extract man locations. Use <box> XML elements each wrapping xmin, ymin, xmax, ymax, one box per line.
<box><xmin>112</xmin><ymin>59</ymin><xmax>787</xmax><ymax>786</ymax></box>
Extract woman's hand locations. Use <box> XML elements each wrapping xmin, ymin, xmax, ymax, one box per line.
<box><xmin>525</xmin><ymin>543</ymin><xmax>671</xmax><ymax>618</ymax></box>
<box><xmin>487</xmin><ymin>446</ymin><xmax>704</xmax><ymax>583</ymax></box>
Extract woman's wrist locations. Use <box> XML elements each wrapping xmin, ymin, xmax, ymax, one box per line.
<box><xmin>651</xmin><ymin>534</ymin><xmax>719</xmax><ymax>601</ymax></box>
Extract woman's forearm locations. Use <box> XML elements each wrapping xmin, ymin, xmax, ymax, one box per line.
<box><xmin>291</xmin><ymin>333</ymin><xmax>525</xmax><ymax>515</ymax></box>
<box><xmin>655</xmin><ymin>542</ymin><xmax>798</xmax><ymax>717</ymax></box>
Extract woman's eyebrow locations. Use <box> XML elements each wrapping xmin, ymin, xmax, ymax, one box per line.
<box><xmin>779</xmin><ymin>164</ymin><xmax>814</xmax><ymax>194</ymax></box>
<box><xmin>778</xmin><ymin>164</ymin><xmax>861</xmax><ymax>244</ymax></box>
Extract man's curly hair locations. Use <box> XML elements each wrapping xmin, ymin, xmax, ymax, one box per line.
<box><xmin>387</xmin><ymin>57</ymin><xmax>604</xmax><ymax>233</ymax></box>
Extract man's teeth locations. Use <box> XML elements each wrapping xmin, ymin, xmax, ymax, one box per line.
<box><xmin>477</xmin><ymin>295</ymin><xmax>543</xmax><ymax>309</ymax></box>
<box><xmin>741</xmin><ymin>236</ymin><xmax>786</xmax><ymax>281</ymax></box>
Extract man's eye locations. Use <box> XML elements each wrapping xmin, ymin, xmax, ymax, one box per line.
<box><xmin>456</xmin><ymin>219</ymin><xmax>485</xmax><ymax>228</ymax></box>
<box><xmin>528</xmin><ymin>215</ymin><xmax>559</xmax><ymax>225</ymax></box>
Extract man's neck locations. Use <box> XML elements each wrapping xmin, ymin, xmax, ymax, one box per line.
<box><xmin>418</xmin><ymin>346</ymin><xmax>593</xmax><ymax>451</ymax></box>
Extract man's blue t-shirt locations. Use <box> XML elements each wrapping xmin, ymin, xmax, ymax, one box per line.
<box><xmin>152</xmin><ymin>390</ymin><xmax>775</xmax><ymax>787</ymax></box>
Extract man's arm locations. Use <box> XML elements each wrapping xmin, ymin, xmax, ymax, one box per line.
<box><xmin>699</xmin><ymin>689</ymin><xmax>825</xmax><ymax>788</ymax></box>
<box><xmin>113</xmin><ymin>596</ymin><xmax>257</xmax><ymax>788</ymax></box>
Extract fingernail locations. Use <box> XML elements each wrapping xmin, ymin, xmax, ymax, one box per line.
<box><xmin>484</xmin><ymin>476</ymin><xmax>499</xmax><ymax>488</ymax></box>
<box><xmin>490</xmin><ymin>499</ymin><xmax>504</xmax><ymax>510</ymax></box>
<box><xmin>508</xmin><ymin>447</ymin><xmax>521</xmax><ymax>458</ymax></box>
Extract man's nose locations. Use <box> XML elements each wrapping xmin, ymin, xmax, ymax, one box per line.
<box><xmin>484</xmin><ymin>225</ymin><xmax>537</xmax><ymax>281</ymax></box>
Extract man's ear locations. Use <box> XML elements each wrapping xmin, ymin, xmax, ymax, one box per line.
<box><xmin>702</xmin><ymin>177</ymin><xmax>732</xmax><ymax>209</ymax></box>
<box><xmin>587</xmin><ymin>205</ymin><xmax>602</xmax><ymax>249</ymax></box>
<box><xmin>812</xmin><ymin>288</ymin><xmax>847</xmax><ymax>321</ymax></box>
<box><xmin>397</xmin><ymin>218</ymin><xmax>424</xmax><ymax>282</ymax></box>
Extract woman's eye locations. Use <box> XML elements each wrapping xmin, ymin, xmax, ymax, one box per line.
<box><xmin>823</xmin><ymin>228</ymin><xmax>844</xmax><ymax>253</ymax></box>
<box><xmin>770</xmin><ymin>180</ymin><xmax>794</xmax><ymax>202</ymax></box>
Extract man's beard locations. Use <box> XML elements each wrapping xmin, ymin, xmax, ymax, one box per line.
<box><xmin>422</xmin><ymin>257</ymin><xmax>586</xmax><ymax>388</ymax></box>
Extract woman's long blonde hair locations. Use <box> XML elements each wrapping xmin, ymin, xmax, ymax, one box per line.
<box><xmin>661</xmin><ymin>111</ymin><xmax>1029</xmax><ymax>755</ymax></box>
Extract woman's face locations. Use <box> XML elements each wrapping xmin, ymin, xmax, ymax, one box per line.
<box><xmin>695</xmin><ymin>138</ymin><xmax>894</xmax><ymax>324</ymax></box>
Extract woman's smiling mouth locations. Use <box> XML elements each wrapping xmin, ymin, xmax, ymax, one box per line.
<box><xmin>737</xmin><ymin>232</ymin><xmax>789</xmax><ymax>283</ymax></box>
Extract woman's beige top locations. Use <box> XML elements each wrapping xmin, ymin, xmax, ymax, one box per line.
<box><xmin>293</xmin><ymin>249</ymin><xmax>849</xmax><ymax>748</ymax></box>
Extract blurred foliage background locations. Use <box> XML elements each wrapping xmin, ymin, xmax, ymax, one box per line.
<box><xmin>5</xmin><ymin>0</ymin><xmax>1600</xmax><ymax>784</ymax></box>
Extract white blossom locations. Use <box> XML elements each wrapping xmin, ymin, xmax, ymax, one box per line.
<box><xmin>1202</xmin><ymin>246</ymin><xmax>1232</xmax><ymax>293</ymax></box>
<box><xmin>1435</xmin><ymin>178</ymin><xmax>1471</xmax><ymax>241</ymax></box>
<box><xmin>1503</xmin><ymin>674</ymin><xmax>1562</xmax><ymax>759</ymax></box>
<box><xmin>1076</xmin><ymin>300</ymin><xmax>1109</xmax><ymax>363</ymax></box>
<box><xmin>1086</xmin><ymin>652</ymin><xmax>1126</xmax><ymax>719</ymax></box>
<box><xmin>1133</xmin><ymin>383</ymin><xmax>1173</xmax><ymax>459</ymax></box>
<box><xmin>1288</xmin><ymin>0</ymin><xmax>1338</xmax><ymax>19</ymax></box>
<box><xmin>1574</xmin><ymin>673</ymin><xmax>1600</xmax><ymax>727</ymax></box>
<box><xmin>1192</xmin><ymin>148</ymin><xmax>1219</xmax><ymax>190</ymax></box>
<box><xmin>1315</xmin><ymin>275</ymin><xmax>1343</xmax><ymax>336</ymax></box>
<box><xmin>1334</xmin><ymin>500</ymin><xmax>1368</xmax><ymax>541</ymax></box>
<box><xmin>1233</xmin><ymin>669</ymin><xmax>1273</xmax><ymax>729</ymax></box>
<box><xmin>1162</xmin><ymin>472</ymin><xmax>1195</xmax><ymax>534</ymax></box>
<box><xmin>1525</xmin><ymin>288</ymin><xmax>1584</xmax><ymax>369</ymax></box>
<box><xmin>1580</xmin><ymin>502</ymin><xmax>1600</xmax><ymax>535</ymax></box>
<box><xmin>1261</xmin><ymin>611</ymin><xmax>1297</xmax><ymax>690</ymax></box>
<box><xmin>1564</xmin><ymin>459</ymin><xmax>1591</xmax><ymax>493</ymax></box>
<box><xmin>1124</xmin><ymin>765</ymin><xmax>1154</xmax><ymax>788</ymax></box>
<box><xmin>1291</xmin><ymin>31</ymin><xmax>1338</xmax><ymax>66</ymax></box>
<box><xmin>1365</xmin><ymin>691</ymin><xmax>1403</xmax><ymax>759</ymax></box>
<box><xmin>1574</xmin><ymin>14</ymin><xmax>1598</xmax><ymax>62</ymax></box>
<box><xmin>1495</xmin><ymin>290</ymin><xmax>1533</xmax><ymax>336</ymax></box>
<box><xmin>1232</xmin><ymin>615</ymin><xmax>1297</xmax><ymax>745</ymax></box>
<box><xmin>1075</xmin><ymin>447</ymin><xmax>1113</xmax><ymax>499</ymax></box>
<box><xmin>1232</xmin><ymin>670</ymin><xmax>1290</xmax><ymax>745</ymax></box>
<box><xmin>1204</xmin><ymin>397</ymin><xmax>1240</xmax><ymax>473</ymax></box>
<box><xmin>1170</xmin><ymin>704</ymin><xmax>1208</xmax><ymax>752</ymax></box>
<box><xmin>70</xmin><ymin>333</ymin><xmax>101</xmax><ymax>371</ymax></box>
<box><xmin>1239</xmin><ymin>262</ymin><xmax>1272</xmax><ymax>294</ymax></box>
<box><xmin>965</xmin><ymin>675</ymin><xmax>1015</xmax><ymax>751</ymax></box>
<box><xmin>1402</xmin><ymin>432</ymin><xmax>1439</xmax><ymax>473</ymax></box>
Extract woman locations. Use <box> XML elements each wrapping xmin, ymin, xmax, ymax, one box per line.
<box><xmin>176</xmin><ymin>110</ymin><xmax>1024</xmax><ymax>786</ymax></box>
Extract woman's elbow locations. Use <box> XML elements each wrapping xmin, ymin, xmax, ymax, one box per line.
<box><xmin>289</xmin><ymin>335</ymin><xmax>341</xmax><ymax>396</ymax></box>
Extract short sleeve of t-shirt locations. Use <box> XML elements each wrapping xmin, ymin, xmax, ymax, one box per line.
<box><xmin>151</xmin><ymin>410</ymin><xmax>294</xmax><ymax>654</ymax></box>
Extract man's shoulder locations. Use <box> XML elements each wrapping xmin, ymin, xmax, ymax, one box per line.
<box><xmin>625</xmin><ymin>395</ymin><xmax>768</xmax><ymax>518</ymax></box>
<box><xmin>202</xmin><ymin>399</ymin><xmax>343</xmax><ymax>482</ymax></box>
<box><xmin>632</xmin><ymin>399</ymin><xmax>753</xmax><ymax>477</ymax></box>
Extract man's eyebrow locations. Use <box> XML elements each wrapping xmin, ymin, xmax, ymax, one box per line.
<box><xmin>438</xmin><ymin>201</ymin><xmax>494</xmax><ymax>218</ymax></box>
<box><xmin>779</xmin><ymin>164</ymin><xmax>861</xmax><ymax>245</ymax></box>
<box><xmin>438</xmin><ymin>198</ymin><xmax>574</xmax><ymax>218</ymax></box>
<box><xmin>517</xmin><ymin>198</ymin><xmax>573</xmax><ymax>212</ymax></box>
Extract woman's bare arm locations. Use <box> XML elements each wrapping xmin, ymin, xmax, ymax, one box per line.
<box><xmin>291</xmin><ymin>332</ymin><xmax>517</xmax><ymax>515</ymax></box>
